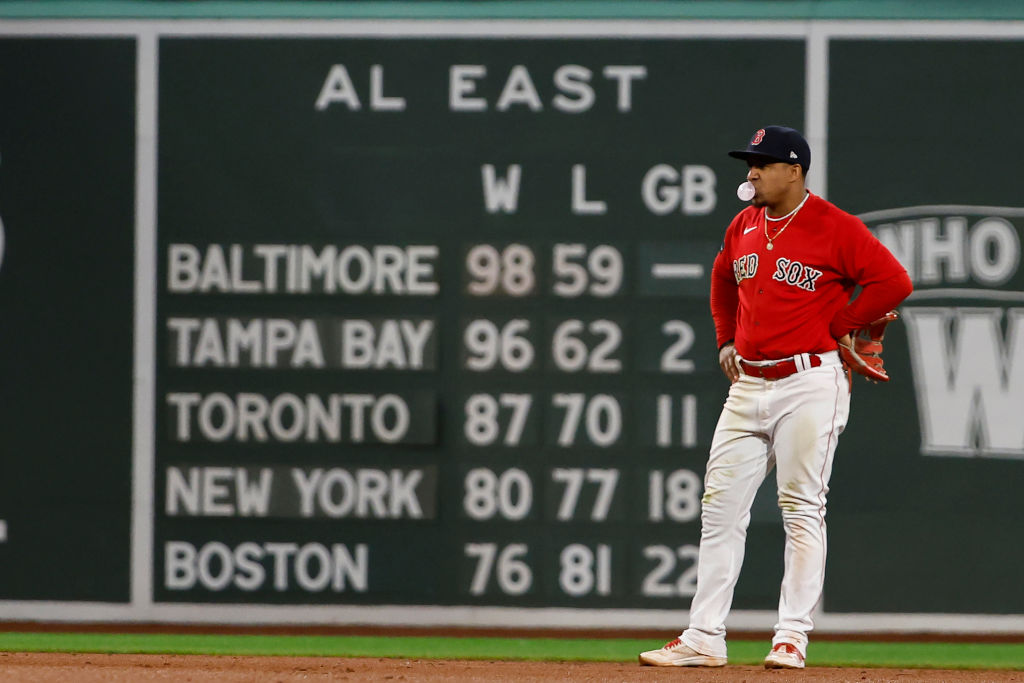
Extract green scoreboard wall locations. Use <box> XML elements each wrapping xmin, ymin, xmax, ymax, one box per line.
<box><xmin>0</xmin><ymin>21</ymin><xmax>1022</xmax><ymax>630</ymax></box>
<box><xmin>0</xmin><ymin>38</ymin><xmax>136</xmax><ymax>602</ymax></box>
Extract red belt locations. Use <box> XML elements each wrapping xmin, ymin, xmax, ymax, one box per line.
<box><xmin>739</xmin><ymin>354</ymin><xmax>822</xmax><ymax>380</ymax></box>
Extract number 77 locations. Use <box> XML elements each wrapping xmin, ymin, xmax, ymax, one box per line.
<box><xmin>551</xmin><ymin>468</ymin><xmax>619</xmax><ymax>521</ymax></box>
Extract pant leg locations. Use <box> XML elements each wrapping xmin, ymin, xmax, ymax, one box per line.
<box><xmin>682</xmin><ymin>377</ymin><xmax>772</xmax><ymax>658</ymax></box>
<box><xmin>768</xmin><ymin>363</ymin><xmax>850</xmax><ymax>655</ymax></box>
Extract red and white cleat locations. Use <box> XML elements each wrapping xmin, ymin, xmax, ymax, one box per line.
<box><xmin>638</xmin><ymin>637</ymin><xmax>727</xmax><ymax>667</ymax></box>
<box><xmin>764</xmin><ymin>642</ymin><xmax>806</xmax><ymax>669</ymax></box>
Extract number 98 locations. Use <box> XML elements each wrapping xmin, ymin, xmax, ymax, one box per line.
<box><xmin>466</xmin><ymin>244</ymin><xmax>535</xmax><ymax>296</ymax></box>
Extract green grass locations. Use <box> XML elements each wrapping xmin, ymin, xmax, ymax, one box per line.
<box><xmin>0</xmin><ymin>633</ymin><xmax>1021</xmax><ymax>670</ymax></box>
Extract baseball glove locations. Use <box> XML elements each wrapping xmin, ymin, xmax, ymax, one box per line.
<box><xmin>838</xmin><ymin>311</ymin><xmax>900</xmax><ymax>383</ymax></box>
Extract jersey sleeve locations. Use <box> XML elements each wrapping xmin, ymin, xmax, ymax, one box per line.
<box><xmin>828</xmin><ymin>216</ymin><xmax>914</xmax><ymax>338</ymax></box>
<box><xmin>710</xmin><ymin>222</ymin><xmax>740</xmax><ymax>349</ymax></box>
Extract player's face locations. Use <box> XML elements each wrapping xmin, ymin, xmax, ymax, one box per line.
<box><xmin>745</xmin><ymin>158</ymin><xmax>799</xmax><ymax>207</ymax></box>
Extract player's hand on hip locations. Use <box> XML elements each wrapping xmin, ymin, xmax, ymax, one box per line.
<box><xmin>719</xmin><ymin>343</ymin><xmax>741</xmax><ymax>383</ymax></box>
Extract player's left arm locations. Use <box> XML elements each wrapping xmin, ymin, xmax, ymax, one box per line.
<box><xmin>828</xmin><ymin>270</ymin><xmax>912</xmax><ymax>340</ymax></box>
<box><xmin>828</xmin><ymin>218</ymin><xmax>914</xmax><ymax>382</ymax></box>
<box><xmin>828</xmin><ymin>219</ymin><xmax>913</xmax><ymax>339</ymax></box>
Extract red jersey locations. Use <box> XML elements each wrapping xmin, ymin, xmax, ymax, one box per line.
<box><xmin>710</xmin><ymin>192</ymin><xmax>912</xmax><ymax>361</ymax></box>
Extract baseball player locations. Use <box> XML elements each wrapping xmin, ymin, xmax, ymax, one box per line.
<box><xmin>640</xmin><ymin>126</ymin><xmax>913</xmax><ymax>669</ymax></box>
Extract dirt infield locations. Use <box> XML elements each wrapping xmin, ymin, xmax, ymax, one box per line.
<box><xmin>0</xmin><ymin>653</ymin><xmax>1019</xmax><ymax>682</ymax></box>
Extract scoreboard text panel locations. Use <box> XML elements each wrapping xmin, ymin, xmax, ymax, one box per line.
<box><xmin>153</xmin><ymin>37</ymin><xmax>806</xmax><ymax>607</ymax></box>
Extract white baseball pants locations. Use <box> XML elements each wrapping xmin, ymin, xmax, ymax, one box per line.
<box><xmin>680</xmin><ymin>352</ymin><xmax>850</xmax><ymax>660</ymax></box>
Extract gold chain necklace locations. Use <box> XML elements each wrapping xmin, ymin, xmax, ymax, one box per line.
<box><xmin>764</xmin><ymin>192</ymin><xmax>809</xmax><ymax>251</ymax></box>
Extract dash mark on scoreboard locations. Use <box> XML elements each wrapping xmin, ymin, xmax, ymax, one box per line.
<box><xmin>651</xmin><ymin>263</ymin><xmax>705</xmax><ymax>279</ymax></box>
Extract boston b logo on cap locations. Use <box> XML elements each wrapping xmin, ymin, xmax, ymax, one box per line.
<box><xmin>729</xmin><ymin>125</ymin><xmax>811</xmax><ymax>172</ymax></box>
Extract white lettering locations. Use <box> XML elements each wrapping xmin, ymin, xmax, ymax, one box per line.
<box><xmin>400</xmin><ymin>319</ymin><xmax>433</xmax><ymax>369</ymax></box>
<box><xmin>315</xmin><ymin>64</ymin><xmax>361</xmax><ymax>111</ymax></box>
<box><xmin>341</xmin><ymin>320</ymin><xmax>374</xmax><ymax>369</ymax></box>
<box><xmin>229</xmin><ymin>244</ymin><xmax>259</xmax><ymax>292</ymax></box>
<box><xmin>450</xmin><ymin>64</ymin><xmax>487</xmax><ymax>111</ymax></box>
<box><xmin>904</xmin><ymin>306</ymin><xmax>1024</xmax><ymax>459</ymax></box>
<box><xmin>164</xmin><ymin>466</ymin><xmax>274</xmax><ymax>516</ymax></box>
<box><xmin>682</xmin><ymin>165</ymin><xmax>717</xmax><ymax>215</ymax></box>
<box><xmin>571</xmin><ymin>164</ymin><xmax>607</xmax><ymax>215</ymax></box>
<box><xmin>449</xmin><ymin>64</ymin><xmax>645</xmax><ymax>113</ymax></box>
<box><xmin>169</xmin><ymin>318</ymin><xmax>325</xmax><ymax>368</ymax></box>
<box><xmin>164</xmin><ymin>541</ymin><xmax>369</xmax><ymax>592</ymax></box>
<box><xmin>641</xmin><ymin>164</ymin><xmax>680</xmax><ymax>215</ymax></box>
<box><xmin>335</xmin><ymin>246</ymin><xmax>372</xmax><ymax>293</ymax></box>
<box><xmin>201</xmin><ymin>467</ymin><xmax>234</xmax><ymax>516</ymax></box>
<box><xmin>197</xmin><ymin>542</ymin><xmax>233</xmax><ymax>590</ymax></box>
<box><xmin>165</xmin><ymin>244</ymin><xmax>439</xmax><ymax>295</ymax></box>
<box><xmin>290</xmin><ymin>467</ymin><xmax>426</xmax><ymax>519</ymax></box>
<box><xmin>873</xmin><ymin>216</ymin><xmax>1020</xmax><ymax>287</ymax></box>
<box><xmin>602</xmin><ymin>65</ymin><xmax>646</xmax><ymax>111</ymax></box>
<box><xmin>481</xmin><ymin>164</ymin><xmax>522</xmax><ymax>214</ymax></box>
<box><xmin>165</xmin><ymin>541</ymin><xmax>195</xmax><ymax>589</ymax></box>
<box><xmin>369</xmin><ymin>64</ymin><xmax>406</xmax><ymax>111</ymax></box>
<box><xmin>406</xmin><ymin>245</ymin><xmax>439</xmax><ymax>295</ymax></box>
<box><xmin>166</xmin><ymin>467</ymin><xmax>200</xmax><ymax>515</ymax></box>
<box><xmin>969</xmin><ymin>218</ymin><xmax>1020</xmax><ymax>286</ymax></box>
<box><xmin>167</xmin><ymin>392</ymin><xmax>416</xmax><ymax>443</ymax></box>
<box><xmin>234</xmin><ymin>542</ymin><xmax>265</xmax><ymax>591</ymax></box>
<box><xmin>920</xmin><ymin>217</ymin><xmax>967</xmax><ymax>285</ymax></box>
<box><xmin>292</xmin><ymin>468</ymin><xmax>324</xmax><ymax>517</ymax></box>
<box><xmin>253</xmin><ymin>244</ymin><xmax>287</xmax><ymax>290</ymax></box>
<box><xmin>496</xmin><ymin>65</ymin><xmax>542</xmax><ymax>111</ymax></box>
<box><xmin>168</xmin><ymin>244</ymin><xmax>200</xmax><ymax>292</ymax></box>
<box><xmin>641</xmin><ymin>165</ymin><xmax>717</xmax><ymax>215</ymax></box>
<box><xmin>227</xmin><ymin>319</ymin><xmax>263</xmax><ymax>366</ymax></box>
<box><xmin>295</xmin><ymin>544</ymin><xmax>332</xmax><ymax>591</ymax></box>
<box><xmin>552</xmin><ymin>65</ymin><xmax>594</xmax><ymax>113</ymax></box>
<box><xmin>320</xmin><ymin>469</ymin><xmax>357</xmax><ymax>517</ymax></box>
<box><xmin>338</xmin><ymin>319</ymin><xmax>434</xmax><ymax>369</ymax></box>
<box><xmin>166</xmin><ymin>393</ymin><xmax>201</xmax><ymax>441</ymax></box>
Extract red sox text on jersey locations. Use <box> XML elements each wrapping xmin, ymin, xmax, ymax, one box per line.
<box><xmin>733</xmin><ymin>254</ymin><xmax>823</xmax><ymax>292</ymax></box>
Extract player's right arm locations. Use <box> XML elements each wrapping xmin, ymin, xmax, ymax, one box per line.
<box><xmin>718</xmin><ymin>342</ymin><xmax>741</xmax><ymax>384</ymax></box>
<box><xmin>710</xmin><ymin>231</ymin><xmax>741</xmax><ymax>383</ymax></box>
